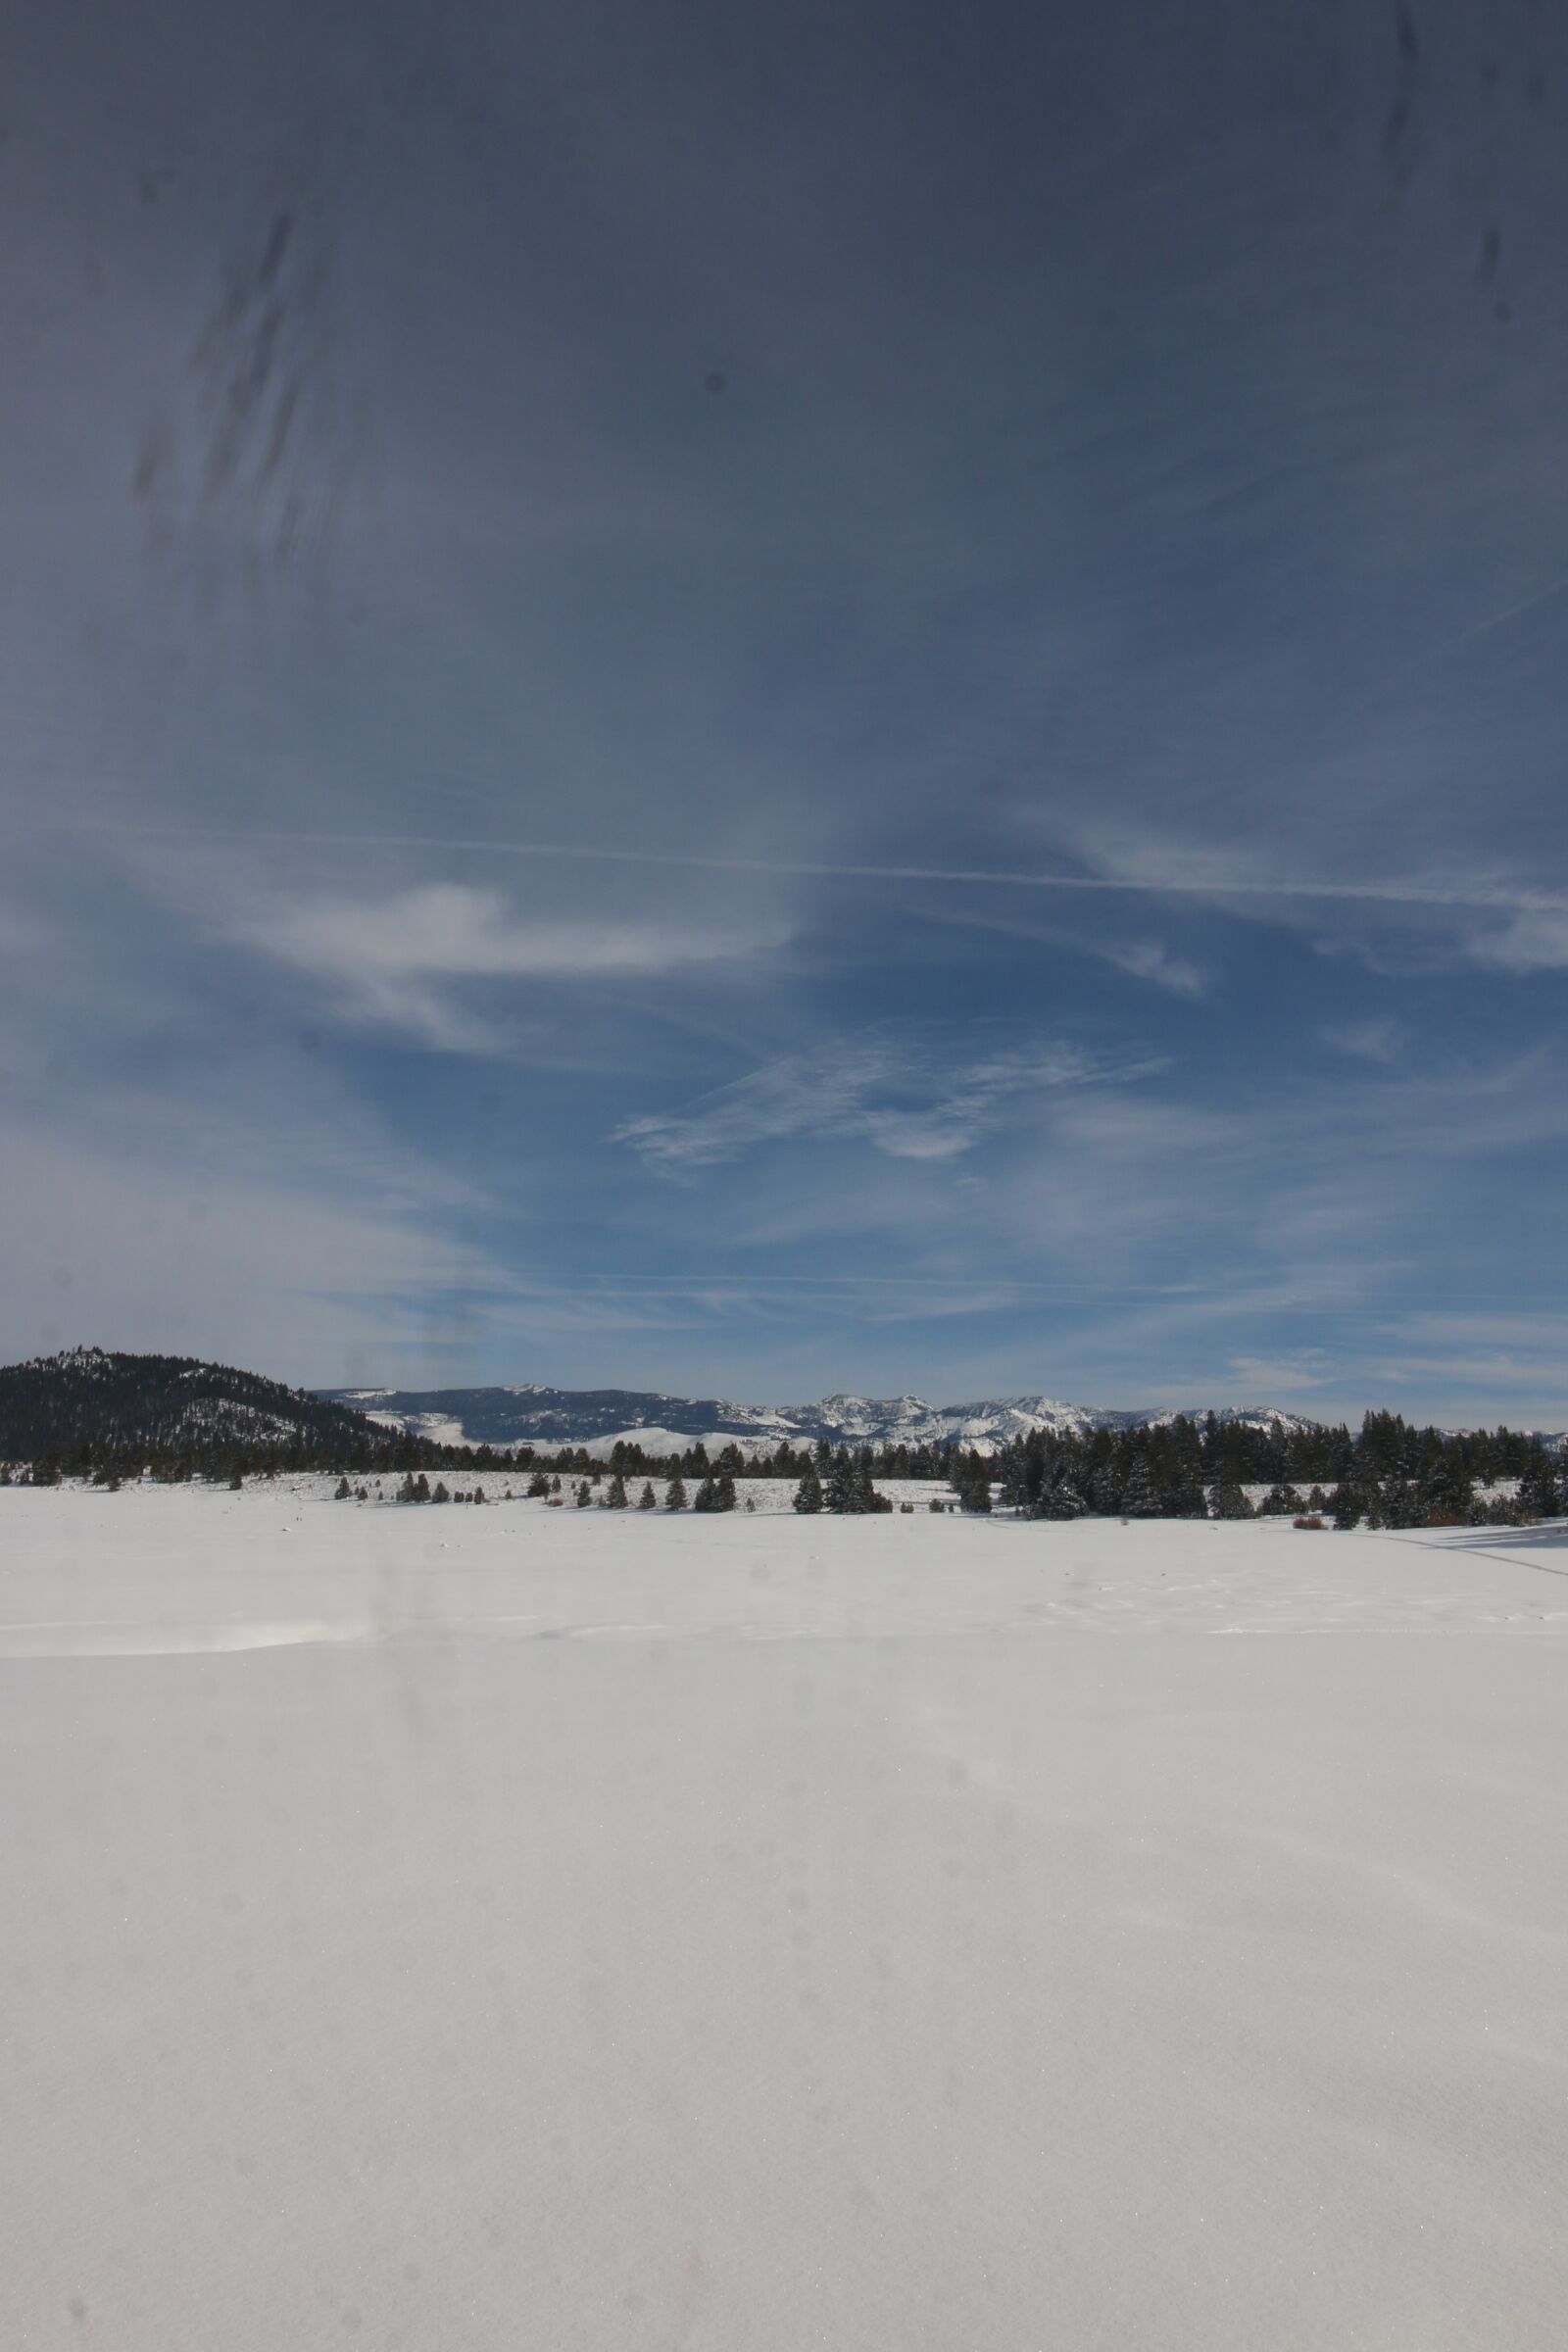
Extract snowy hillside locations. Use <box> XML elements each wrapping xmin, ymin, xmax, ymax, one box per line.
<box><xmin>317</xmin><ymin>1379</ymin><xmax>1318</xmax><ymax>1454</ymax></box>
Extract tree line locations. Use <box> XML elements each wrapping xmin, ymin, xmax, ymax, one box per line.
<box><xmin>3</xmin><ymin>1350</ymin><xmax>1562</xmax><ymax>1530</ymax></box>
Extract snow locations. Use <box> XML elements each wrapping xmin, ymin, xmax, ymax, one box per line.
<box><xmin>3</xmin><ymin>1486</ymin><xmax>1566</xmax><ymax>2349</ymax></box>
<box><xmin>576</xmin><ymin>1426</ymin><xmax>767</xmax><ymax>1462</ymax></box>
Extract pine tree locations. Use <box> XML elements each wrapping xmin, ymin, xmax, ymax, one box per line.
<box><xmin>793</xmin><ymin>1459</ymin><xmax>823</xmax><ymax>1514</ymax></box>
<box><xmin>637</xmin><ymin>1482</ymin><xmax>657</xmax><ymax>1510</ymax></box>
<box><xmin>692</xmin><ymin>1472</ymin><xmax>718</xmax><ymax>1512</ymax></box>
<box><xmin>1042</xmin><ymin>1468</ymin><xmax>1086</xmax><ymax>1520</ymax></box>
<box><xmin>527</xmin><ymin>1469</ymin><xmax>550</xmax><ymax>1498</ymax></box>
<box><xmin>574</xmin><ymin>1480</ymin><xmax>592</xmax><ymax>1508</ymax></box>
<box><xmin>664</xmin><ymin>1472</ymin><xmax>687</xmax><ymax>1511</ymax></box>
<box><xmin>1208</xmin><ymin>1480</ymin><xmax>1251</xmax><ymax>1520</ymax></box>
<box><xmin>1517</xmin><ymin>1450</ymin><xmax>1560</xmax><ymax>1521</ymax></box>
<box><xmin>334</xmin><ymin>1476</ymin><xmax>351</xmax><ymax>1499</ymax></box>
<box><xmin>956</xmin><ymin>1459</ymin><xmax>993</xmax><ymax>1515</ymax></box>
<box><xmin>1329</xmin><ymin>1485</ymin><xmax>1361</xmax><ymax>1531</ymax></box>
<box><xmin>858</xmin><ymin>1457</ymin><xmax>892</xmax><ymax>1513</ymax></box>
<box><xmin>823</xmin><ymin>1449</ymin><xmax>858</xmax><ymax>1514</ymax></box>
<box><xmin>1379</xmin><ymin>1478</ymin><xmax>1420</xmax><ymax>1529</ymax></box>
<box><xmin>606</xmin><ymin>1472</ymin><xmax>628</xmax><ymax>1509</ymax></box>
<box><xmin>1121</xmin><ymin>1453</ymin><xmax>1160</xmax><ymax>1519</ymax></box>
<box><xmin>713</xmin><ymin>1470</ymin><xmax>737</xmax><ymax>1512</ymax></box>
<box><xmin>1417</xmin><ymin>1454</ymin><xmax>1473</xmax><ymax>1525</ymax></box>
<box><xmin>1170</xmin><ymin>1464</ymin><xmax>1207</xmax><ymax>1519</ymax></box>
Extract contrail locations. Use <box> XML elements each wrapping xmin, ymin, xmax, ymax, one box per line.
<box><xmin>1463</xmin><ymin>573</ymin><xmax>1568</xmax><ymax>643</ymax></box>
<box><xmin>82</xmin><ymin>823</ymin><xmax>1568</xmax><ymax>913</ymax></box>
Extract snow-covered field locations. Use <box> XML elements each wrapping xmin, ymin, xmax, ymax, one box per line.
<box><xmin>3</xmin><ymin>1487</ymin><xmax>1565</xmax><ymax>2349</ymax></box>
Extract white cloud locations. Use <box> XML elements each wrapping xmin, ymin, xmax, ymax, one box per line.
<box><xmin>242</xmin><ymin>885</ymin><xmax>776</xmax><ymax>980</ymax></box>
<box><xmin>216</xmin><ymin>884</ymin><xmax>791</xmax><ymax>1050</ymax></box>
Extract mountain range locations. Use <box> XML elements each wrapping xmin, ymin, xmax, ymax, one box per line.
<box><xmin>315</xmin><ymin>1383</ymin><xmax>1318</xmax><ymax>1457</ymax></box>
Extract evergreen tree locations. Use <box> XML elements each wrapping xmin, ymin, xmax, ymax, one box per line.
<box><xmin>713</xmin><ymin>1470</ymin><xmax>737</xmax><ymax>1512</ymax></box>
<box><xmin>1121</xmin><ymin>1453</ymin><xmax>1160</xmax><ymax>1518</ymax></box>
<box><xmin>1329</xmin><ymin>1485</ymin><xmax>1362</xmax><ymax>1531</ymax></box>
<box><xmin>793</xmin><ymin>1458</ymin><xmax>824</xmax><ymax>1514</ymax></box>
<box><xmin>1417</xmin><ymin>1453</ymin><xmax>1473</xmax><ymax>1525</ymax></box>
<box><xmin>605</xmin><ymin>1471</ymin><xmax>629</xmax><ymax>1509</ymax></box>
<box><xmin>955</xmin><ymin>1457</ymin><xmax>993</xmax><ymax>1514</ymax></box>
<box><xmin>1379</xmin><ymin>1478</ymin><xmax>1420</xmax><ymax>1530</ymax></box>
<box><xmin>526</xmin><ymin>1468</ymin><xmax>550</xmax><ymax>1498</ymax></box>
<box><xmin>1042</xmin><ymin>1466</ymin><xmax>1086</xmax><ymax>1520</ymax></box>
<box><xmin>1208</xmin><ymin>1480</ymin><xmax>1252</xmax><ymax>1520</ymax></box>
<box><xmin>1170</xmin><ymin>1463</ymin><xmax>1208</xmax><ymax>1519</ymax></box>
<box><xmin>692</xmin><ymin>1472</ymin><xmax>719</xmax><ymax>1512</ymax></box>
<box><xmin>574</xmin><ymin>1479</ymin><xmax>592</xmax><ymax>1508</ymax></box>
<box><xmin>858</xmin><ymin>1457</ymin><xmax>893</xmax><ymax>1513</ymax></box>
<box><xmin>664</xmin><ymin>1471</ymin><xmax>687</xmax><ymax>1511</ymax></box>
<box><xmin>824</xmin><ymin>1449</ymin><xmax>859</xmax><ymax>1514</ymax></box>
<box><xmin>1518</xmin><ymin>1450</ymin><xmax>1561</xmax><ymax>1521</ymax></box>
<box><xmin>637</xmin><ymin>1482</ymin><xmax>657</xmax><ymax>1510</ymax></box>
<box><xmin>334</xmin><ymin>1476</ymin><xmax>351</xmax><ymax>1500</ymax></box>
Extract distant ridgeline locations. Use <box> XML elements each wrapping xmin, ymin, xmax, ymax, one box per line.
<box><xmin>0</xmin><ymin>1348</ymin><xmax>1562</xmax><ymax>1528</ymax></box>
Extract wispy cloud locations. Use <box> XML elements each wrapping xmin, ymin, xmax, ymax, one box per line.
<box><xmin>1323</xmin><ymin>1015</ymin><xmax>1404</xmax><ymax>1063</ymax></box>
<box><xmin>916</xmin><ymin>901</ymin><xmax>1210</xmax><ymax>998</ymax></box>
<box><xmin>614</xmin><ymin>1036</ymin><xmax>1148</xmax><ymax>1172</ymax></box>
<box><xmin>1466</xmin><ymin>909</ymin><xmax>1568</xmax><ymax>973</ymax></box>
<box><xmin>1099</xmin><ymin>939</ymin><xmax>1207</xmax><ymax>998</ymax></box>
<box><xmin>218</xmin><ymin>884</ymin><xmax>791</xmax><ymax>1050</ymax></box>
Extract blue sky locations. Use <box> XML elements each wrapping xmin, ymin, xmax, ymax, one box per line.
<box><xmin>3</xmin><ymin>0</ymin><xmax>1566</xmax><ymax>1424</ymax></box>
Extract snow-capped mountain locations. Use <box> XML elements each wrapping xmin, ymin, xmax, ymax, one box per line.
<box><xmin>313</xmin><ymin>1382</ymin><xmax>1320</xmax><ymax>1455</ymax></box>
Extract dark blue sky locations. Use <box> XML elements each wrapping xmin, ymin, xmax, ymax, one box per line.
<box><xmin>4</xmin><ymin>0</ymin><xmax>1566</xmax><ymax>1419</ymax></box>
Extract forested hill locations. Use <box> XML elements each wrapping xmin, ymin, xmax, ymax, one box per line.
<box><xmin>0</xmin><ymin>1348</ymin><xmax>470</xmax><ymax>1475</ymax></box>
